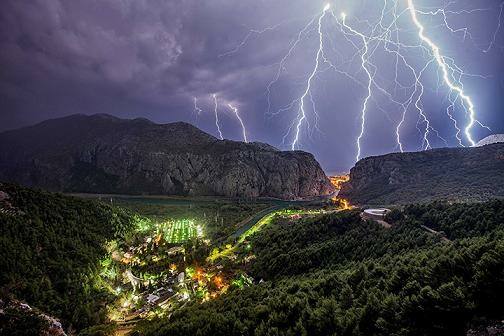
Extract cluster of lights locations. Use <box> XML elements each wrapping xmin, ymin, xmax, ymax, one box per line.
<box><xmin>161</xmin><ymin>219</ymin><xmax>199</xmax><ymax>243</ymax></box>
<box><xmin>329</xmin><ymin>175</ymin><xmax>350</xmax><ymax>190</ymax></box>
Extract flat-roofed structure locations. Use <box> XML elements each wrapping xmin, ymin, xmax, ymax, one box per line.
<box><xmin>363</xmin><ymin>208</ymin><xmax>390</xmax><ymax>220</ymax></box>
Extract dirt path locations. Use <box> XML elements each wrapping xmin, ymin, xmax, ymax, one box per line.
<box><xmin>420</xmin><ymin>225</ymin><xmax>451</xmax><ymax>242</ymax></box>
<box><xmin>360</xmin><ymin>213</ymin><xmax>392</xmax><ymax>229</ymax></box>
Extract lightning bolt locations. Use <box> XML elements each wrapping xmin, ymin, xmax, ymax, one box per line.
<box><xmin>193</xmin><ymin>97</ymin><xmax>203</xmax><ymax>116</ymax></box>
<box><xmin>339</xmin><ymin>13</ymin><xmax>374</xmax><ymax>161</ymax></box>
<box><xmin>212</xmin><ymin>94</ymin><xmax>224</xmax><ymax>140</ymax></box>
<box><xmin>445</xmin><ymin>93</ymin><xmax>464</xmax><ymax>147</ymax></box>
<box><xmin>266</xmin><ymin>15</ymin><xmax>319</xmax><ymax>116</ymax></box>
<box><xmin>227</xmin><ymin>104</ymin><xmax>248</xmax><ymax>143</ymax></box>
<box><xmin>341</xmin><ymin>13</ymin><xmax>374</xmax><ymax>161</ymax></box>
<box><xmin>214</xmin><ymin>0</ymin><xmax>499</xmax><ymax>159</ymax></box>
<box><xmin>483</xmin><ymin>1</ymin><xmax>504</xmax><ymax>53</ymax></box>
<box><xmin>336</xmin><ymin>0</ymin><xmax>491</xmax><ymax>156</ymax></box>
<box><xmin>219</xmin><ymin>22</ymin><xmax>285</xmax><ymax>58</ymax></box>
<box><xmin>290</xmin><ymin>4</ymin><xmax>330</xmax><ymax>150</ymax></box>
<box><xmin>407</xmin><ymin>0</ymin><xmax>484</xmax><ymax>147</ymax></box>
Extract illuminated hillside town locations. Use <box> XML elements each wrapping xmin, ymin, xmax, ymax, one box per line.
<box><xmin>99</xmin><ymin>201</ymin><xmax>350</xmax><ymax>326</ymax></box>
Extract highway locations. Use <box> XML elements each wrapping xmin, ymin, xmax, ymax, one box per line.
<box><xmin>229</xmin><ymin>204</ymin><xmax>288</xmax><ymax>240</ymax></box>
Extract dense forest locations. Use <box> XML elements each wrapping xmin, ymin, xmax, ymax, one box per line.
<box><xmin>109</xmin><ymin>196</ymin><xmax>272</xmax><ymax>242</ymax></box>
<box><xmin>0</xmin><ymin>183</ymin><xmax>137</xmax><ymax>334</ymax></box>
<box><xmin>2</xmin><ymin>182</ymin><xmax>504</xmax><ymax>335</ymax></box>
<box><xmin>136</xmin><ymin>201</ymin><xmax>504</xmax><ymax>336</ymax></box>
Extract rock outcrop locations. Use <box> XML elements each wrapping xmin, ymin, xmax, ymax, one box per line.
<box><xmin>0</xmin><ymin>297</ymin><xmax>67</xmax><ymax>336</ymax></box>
<box><xmin>0</xmin><ymin>114</ymin><xmax>334</xmax><ymax>199</ymax></box>
<box><xmin>339</xmin><ymin>143</ymin><xmax>504</xmax><ymax>205</ymax></box>
<box><xmin>474</xmin><ymin>134</ymin><xmax>504</xmax><ymax>147</ymax></box>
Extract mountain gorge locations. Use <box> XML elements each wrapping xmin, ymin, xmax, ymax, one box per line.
<box><xmin>0</xmin><ymin>114</ymin><xmax>334</xmax><ymax>199</ymax></box>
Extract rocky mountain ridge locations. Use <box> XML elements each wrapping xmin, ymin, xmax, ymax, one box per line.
<box><xmin>474</xmin><ymin>134</ymin><xmax>504</xmax><ymax>147</ymax></box>
<box><xmin>339</xmin><ymin>143</ymin><xmax>504</xmax><ymax>205</ymax></box>
<box><xmin>0</xmin><ymin>114</ymin><xmax>334</xmax><ymax>199</ymax></box>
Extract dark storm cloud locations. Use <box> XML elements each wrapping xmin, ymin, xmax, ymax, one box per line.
<box><xmin>1</xmin><ymin>1</ymin><xmax>185</xmax><ymax>105</ymax></box>
<box><xmin>1</xmin><ymin>0</ymin><xmax>503</xmax><ymax>172</ymax></box>
<box><xmin>0</xmin><ymin>0</ymin><xmax>316</xmax><ymax>134</ymax></box>
<box><xmin>0</xmin><ymin>1</ymin><xmax>297</xmax><ymax>121</ymax></box>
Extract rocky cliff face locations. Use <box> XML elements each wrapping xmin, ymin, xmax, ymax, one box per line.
<box><xmin>474</xmin><ymin>134</ymin><xmax>504</xmax><ymax>147</ymax></box>
<box><xmin>0</xmin><ymin>114</ymin><xmax>334</xmax><ymax>199</ymax></box>
<box><xmin>339</xmin><ymin>144</ymin><xmax>504</xmax><ymax>205</ymax></box>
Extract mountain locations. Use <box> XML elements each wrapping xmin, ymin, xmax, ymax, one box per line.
<box><xmin>0</xmin><ymin>114</ymin><xmax>334</xmax><ymax>199</ymax></box>
<box><xmin>339</xmin><ymin>143</ymin><xmax>504</xmax><ymax>205</ymax></box>
<box><xmin>474</xmin><ymin>134</ymin><xmax>504</xmax><ymax>147</ymax></box>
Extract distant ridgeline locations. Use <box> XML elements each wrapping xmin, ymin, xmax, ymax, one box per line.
<box><xmin>0</xmin><ymin>114</ymin><xmax>334</xmax><ymax>199</ymax></box>
<box><xmin>339</xmin><ymin>143</ymin><xmax>504</xmax><ymax>205</ymax></box>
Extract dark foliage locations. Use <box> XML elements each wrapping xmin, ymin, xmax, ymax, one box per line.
<box><xmin>0</xmin><ymin>183</ymin><xmax>135</xmax><ymax>332</ymax></box>
<box><xmin>137</xmin><ymin>201</ymin><xmax>504</xmax><ymax>336</ymax></box>
<box><xmin>402</xmin><ymin>200</ymin><xmax>504</xmax><ymax>240</ymax></box>
<box><xmin>249</xmin><ymin>210</ymin><xmax>436</xmax><ymax>279</ymax></box>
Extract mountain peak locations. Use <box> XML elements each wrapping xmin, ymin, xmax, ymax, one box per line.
<box><xmin>0</xmin><ymin>114</ymin><xmax>334</xmax><ymax>199</ymax></box>
<box><xmin>474</xmin><ymin>134</ymin><xmax>504</xmax><ymax>147</ymax></box>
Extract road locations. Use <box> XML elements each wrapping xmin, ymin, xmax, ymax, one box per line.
<box><xmin>360</xmin><ymin>213</ymin><xmax>392</xmax><ymax>229</ymax></box>
<box><xmin>420</xmin><ymin>225</ymin><xmax>451</xmax><ymax>242</ymax></box>
<box><xmin>208</xmin><ymin>204</ymin><xmax>297</xmax><ymax>262</ymax></box>
<box><xmin>229</xmin><ymin>205</ymin><xmax>288</xmax><ymax>240</ymax></box>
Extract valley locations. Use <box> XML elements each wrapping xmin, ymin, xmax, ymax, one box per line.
<box><xmin>80</xmin><ymin>194</ymin><xmax>346</xmax><ymax>331</ymax></box>
<box><xmin>2</xmin><ymin>175</ymin><xmax>504</xmax><ymax>335</ymax></box>
<box><xmin>1</xmin><ymin>117</ymin><xmax>503</xmax><ymax>336</ymax></box>
<box><xmin>2</xmin><ymin>1</ymin><xmax>504</xmax><ymax>334</ymax></box>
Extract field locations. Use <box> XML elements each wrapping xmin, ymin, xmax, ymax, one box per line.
<box><xmin>92</xmin><ymin>195</ymin><xmax>274</xmax><ymax>242</ymax></box>
<box><xmin>162</xmin><ymin>219</ymin><xmax>200</xmax><ymax>243</ymax></box>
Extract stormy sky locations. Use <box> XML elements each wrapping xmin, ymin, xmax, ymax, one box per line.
<box><xmin>1</xmin><ymin>0</ymin><xmax>503</xmax><ymax>172</ymax></box>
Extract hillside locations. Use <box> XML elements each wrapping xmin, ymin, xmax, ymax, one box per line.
<box><xmin>0</xmin><ymin>114</ymin><xmax>334</xmax><ymax>199</ymax></box>
<box><xmin>474</xmin><ymin>134</ymin><xmax>504</xmax><ymax>147</ymax></box>
<box><xmin>339</xmin><ymin>143</ymin><xmax>504</xmax><ymax>205</ymax></box>
<box><xmin>136</xmin><ymin>200</ymin><xmax>504</xmax><ymax>336</ymax></box>
<box><xmin>2</xmin><ymin>185</ymin><xmax>504</xmax><ymax>335</ymax></box>
<box><xmin>0</xmin><ymin>183</ymin><xmax>137</xmax><ymax>333</ymax></box>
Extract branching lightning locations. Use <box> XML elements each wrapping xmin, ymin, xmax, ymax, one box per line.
<box><xmin>406</xmin><ymin>0</ymin><xmax>489</xmax><ymax>147</ymax></box>
<box><xmin>339</xmin><ymin>13</ymin><xmax>373</xmax><ymax>161</ymax></box>
<box><xmin>212</xmin><ymin>94</ymin><xmax>224</xmax><ymax>140</ymax></box>
<box><xmin>227</xmin><ymin>104</ymin><xmax>248</xmax><ymax>143</ymax></box>
<box><xmin>209</xmin><ymin>0</ymin><xmax>501</xmax><ymax>161</ymax></box>
<box><xmin>483</xmin><ymin>1</ymin><xmax>504</xmax><ymax>53</ymax></box>
<box><xmin>266</xmin><ymin>15</ymin><xmax>319</xmax><ymax>116</ymax></box>
<box><xmin>219</xmin><ymin>22</ymin><xmax>285</xmax><ymax>58</ymax></box>
<box><xmin>291</xmin><ymin>4</ymin><xmax>330</xmax><ymax>150</ymax></box>
<box><xmin>193</xmin><ymin>97</ymin><xmax>203</xmax><ymax>116</ymax></box>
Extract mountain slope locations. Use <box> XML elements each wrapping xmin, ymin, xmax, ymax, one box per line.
<box><xmin>0</xmin><ymin>114</ymin><xmax>334</xmax><ymax>199</ymax></box>
<box><xmin>0</xmin><ymin>183</ymin><xmax>136</xmax><ymax>332</ymax></box>
<box><xmin>474</xmin><ymin>134</ymin><xmax>504</xmax><ymax>147</ymax></box>
<box><xmin>136</xmin><ymin>201</ymin><xmax>504</xmax><ymax>336</ymax></box>
<box><xmin>339</xmin><ymin>144</ymin><xmax>504</xmax><ymax>205</ymax></box>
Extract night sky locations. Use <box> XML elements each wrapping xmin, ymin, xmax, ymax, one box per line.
<box><xmin>1</xmin><ymin>0</ymin><xmax>503</xmax><ymax>173</ymax></box>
